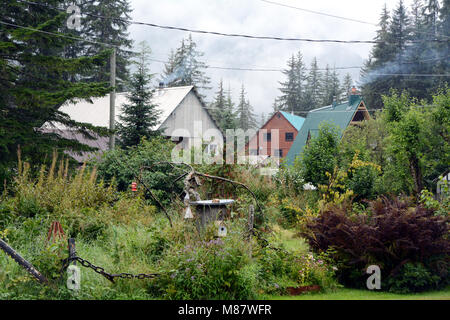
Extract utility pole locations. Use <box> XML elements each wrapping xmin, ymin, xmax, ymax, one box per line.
<box><xmin>109</xmin><ymin>48</ymin><xmax>116</xmax><ymax>149</ymax></box>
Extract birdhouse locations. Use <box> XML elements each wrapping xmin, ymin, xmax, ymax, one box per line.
<box><xmin>215</xmin><ymin>220</ymin><xmax>228</xmax><ymax>237</ymax></box>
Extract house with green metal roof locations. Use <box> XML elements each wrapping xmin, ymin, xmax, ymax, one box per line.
<box><xmin>285</xmin><ymin>92</ymin><xmax>370</xmax><ymax>166</ymax></box>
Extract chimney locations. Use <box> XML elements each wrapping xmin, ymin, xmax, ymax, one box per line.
<box><xmin>331</xmin><ymin>95</ymin><xmax>337</xmax><ymax>109</ymax></box>
<box><xmin>159</xmin><ymin>82</ymin><xmax>165</xmax><ymax>89</ymax></box>
<box><xmin>349</xmin><ymin>86</ymin><xmax>361</xmax><ymax>105</ymax></box>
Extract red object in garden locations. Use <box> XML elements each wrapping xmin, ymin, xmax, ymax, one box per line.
<box><xmin>131</xmin><ymin>182</ymin><xmax>137</xmax><ymax>192</ymax></box>
<box><xmin>47</xmin><ymin>221</ymin><xmax>65</xmax><ymax>243</ymax></box>
<box><xmin>286</xmin><ymin>285</ymin><xmax>321</xmax><ymax>295</ymax></box>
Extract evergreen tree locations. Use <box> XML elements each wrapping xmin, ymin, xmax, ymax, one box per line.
<box><xmin>235</xmin><ymin>85</ymin><xmax>257</xmax><ymax>131</ymax></box>
<box><xmin>210</xmin><ymin>79</ymin><xmax>226</xmax><ymax>122</ymax></box>
<box><xmin>161</xmin><ymin>34</ymin><xmax>211</xmax><ymax>98</ymax></box>
<box><xmin>116</xmin><ymin>42</ymin><xmax>161</xmax><ymax>147</ymax></box>
<box><xmin>437</xmin><ymin>0</ymin><xmax>450</xmax><ymax>88</ymax></box>
<box><xmin>330</xmin><ymin>67</ymin><xmax>342</xmax><ymax>103</ymax></box>
<box><xmin>341</xmin><ymin>73</ymin><xmax>353</xmax><ymax>101</ymax></box>
<box><xmin>423</xmin><ymin>0</ymin><xmax>440</xmax><ymax>36</ymax></box>
<box><xmin>82</xmin><ymin>0</ymin><xmax>133</xmax><ymax>90</ymax></box>
<box><xmin>320</xmin><ymin>64</ymin><xmax>332</xmax><ymax>106</ymax></box>
<box><xmin>294</xmin><ymin>51</ymin><xmax>307</xmax><ymax>111</ymax></box>
<box><xmin>222</xmin><ymin>86</ymin><xmax>237</xmax><ymax>130</ymax></box>
<box><xmin>389</xmin><ymin>0</ymin><xmax>412</xmax><ymax>92</ymax></box>
<box><xmin>0</xmin><ymin>0</ymin><xmax>111</xmax><ymax>182</ymax></box>
<box><xmin>304</xmin><ymin>58</ymin><xmax>323</xmax><ymax>110</ymax></box>
<box><xmin>209</xmin><ymin>80</ymin><xmax>236</xmax><ymax>131</ymax></box>
<box><xmin>361</xmin><ymin>4</ymin><xmax>395</xmax><ymax>108</ymax></box>
<box><xmin>278</xmin><ymin>54</ymin><xmax>298</xmax><ymax>113</ymax></box>
<box><xmin>390</xmin><ymin>0</ymin><xmax>412</xmax><ymax>57</ymax></box>
<box><xmin>276</xmin><ymin>51</ymin><xmax>306</xmax><ymax>113</ymax></box>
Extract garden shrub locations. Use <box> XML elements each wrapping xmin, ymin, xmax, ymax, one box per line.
<box><xmin>149</xmin><ymin>237</ymin><xmax>256</xmax><ymax>300</ymax></box>
<box><xmin>295</xmin><ymin>123</ymin><xmax>340</xmax><ymax>188</ymax></box>
<box><xmin>386</xmin><ymin>262</ymin><xmax>441</xmax><ymax>293</ymax></box>
<box><xmin>94</xmin><ymin>136</ymin><xmax>180</xmax><ymax>205</ymax></box>
<box><xmin>302</xmin><ymin>196</ymin><xmax>450</xmax><ymax>292</ymax></box>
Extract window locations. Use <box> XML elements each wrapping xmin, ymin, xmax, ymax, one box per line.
<box><xmin>263</xmin><ymin>132</ymin><xmax>271</xmax><ymax>142</ymax></box>
<box><xmin>274</xmin><ymin>149</ymin><xmax>283</xmax><ymax>157</ymax></box>
<box><xmin>285</xmin><ymin>132</ymin><xmax>294</xmax><ymax>141</ymax></box>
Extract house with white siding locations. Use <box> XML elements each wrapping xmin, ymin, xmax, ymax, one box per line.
<box><xmin>43</xmin><ymin>85</ymin><xmax>223</xmax><ymax>162</ymax></box>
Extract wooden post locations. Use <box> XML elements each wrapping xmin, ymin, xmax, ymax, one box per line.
<box><xmin>0</xmin><ymin>238</ymin><xmax>48</xmax><ymax>284</ymax></box>
<box><xmin>68</xmin><ymin>238</ymin><xmax>76</xmax><ymax>265</ymax></box>
<box><xmin>67</xmin><ymin>238</ymin><xmax>80</xmax><ymax>292</ymax></box>
<box><xmin>109</xmin><ymin>48</ymin><xmax>116</xmax><ymax>150</ymax></box>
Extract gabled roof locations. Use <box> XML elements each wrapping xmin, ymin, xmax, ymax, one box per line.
<box><xmin>45</xmin><ymin>85</ymin><xmax>195</xmax><ymax>130</ymax></box>
<box><xmin>279</xmin><ymin>111</ymin><xmax>305</xmax><ymax>131</ymax></box>
<box><xmin>285</xmin><ymin>95</ymin><xmax>366</xmax><ymax>165</ymax></box>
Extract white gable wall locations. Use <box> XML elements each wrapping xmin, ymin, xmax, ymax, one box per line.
<box><xmin>161</xmin><ymin>91</ymin><xmax>223</xmax><ymax>150</ymax></box>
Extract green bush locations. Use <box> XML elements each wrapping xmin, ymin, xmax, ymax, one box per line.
<box><xmin>295</xmin><ymin>123</ymin><xmax>340</xmax><ymax>187</ymax></box>
<box><xmin>346</xmin><ymin>165</ymin><xmax>379</xmax><ymax>201</ymax></box>
<box><xmin>94</xmin><ymin>136</ymin><xmax>181</xmax><ymax>205</ymax></box>
<box><xmin>387</xmin><ymin>262</ymin><xmax>441</xmax><ymax>294</ymax></box>
<box><xmin>149</xmin><ymin>237</ymin><xmax>256</xmax><ymax>300</ymax></box>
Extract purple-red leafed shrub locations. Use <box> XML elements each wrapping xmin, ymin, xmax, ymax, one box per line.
<box><xmin>302</xmin><ymin>196</ymin><xmax>449</xmax><ymax>292</ymax></box>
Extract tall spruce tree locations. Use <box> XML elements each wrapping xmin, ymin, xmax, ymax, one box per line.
<box><xmin>341</xmin><ymin>73</ymin><xmax>353</xmax><ymax>101</ymax></box>
<box><xmin>438</xmin><ymin>0</ymin><xmax>450</xmax><ymax>88</ymax></box>
<box><xmin>276</xmin><ymin>51</ymin><xmax>306</xmax><ymax>113</ymax></box>
<box><xmin>235</xmin><ymin>85</ymin><xmax>257</xmax><ymax>131</ymax></box>
<box><xmin>116</xmin><ymin>42</ymin><xmax>161</xmax><ymax>147</ymax></box>
<box><xmin>222</xmin><ymin>86</ymin><xmax>237</xmax><ymax>130</ymax></box>
<box><xmin>210</xmin><ymin>79</ymin><xmax>226</xmax><ymax>122</ymax></box>
<box><xmin>0</xmin><ymin>0</ymin><xmax>111</xmax><ymax>183</ymax></box>
<box><xmin>304</xmin><ymin>57</ymin><xmax>323</xmax><ymax>110</ymax></box>
<box><xmin>294</xmin><ymin>51</ymin><xmax>307</xmax><ymax>111</ymax></box>
<box><xmin>361</xmin><ymin>4</ymin><xmax>394</xmax><ymax>108</ymax></box>
<box><xmin>209</xmin><ymin>80</ymin><xmax>236</xmax><ymax>131</ymax></box>
<box><xmin>82</xmin><ymin>0</ymin><xmax>133</xmax><ymax>90</ymax></box>
<box><xmin>161</xmin><ymin>34</ymin><xmax>211</xmax><ymax>99</ymax></box>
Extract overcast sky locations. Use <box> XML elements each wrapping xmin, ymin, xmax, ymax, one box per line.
<box><xmin>128</xmin><ymin>0</ymin><xmax>416</xmax><ymax>116</ymax></box>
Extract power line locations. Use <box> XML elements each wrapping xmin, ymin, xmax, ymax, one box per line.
<box><xmin>258</xmin><ymin>0</ymin><xmax>375</xmax><ymax>26</ymax></box>
<box><xmin>257</xmin><ymin>0</ymin><xmax>450</xmax><ymax>40</ymax></box>
<box><xmin>15</xmin><ymin>0</ymin><xmax>448</xmax><ymax>44</ymax></box>
<box><xmin>0</xmin><ymin>20</ymin><xmax>120</xmax><ymax>48</ymax></box>
<box><xmin>2</xmin><ymin>20</ymin><xmax>449</xmax><ymax>76</ymax></box>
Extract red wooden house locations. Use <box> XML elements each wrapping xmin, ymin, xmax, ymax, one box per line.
<box><xmin>246</xmin><ymin>111</ymin><xmax>305</xmax><ymax>159</ymax></box>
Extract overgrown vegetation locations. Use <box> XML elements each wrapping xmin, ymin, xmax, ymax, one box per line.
<box><xmin>1</xmin><ymin>90</ymin><xmax>448</xmax><ymax>299</ymax></box>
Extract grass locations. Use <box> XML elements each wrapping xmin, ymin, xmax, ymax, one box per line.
<box><xmin>270</xmin><ymin>225</ymin><xmax>309</xmax><ymax>253</ymax></box>
<box><xmin>263</xmin><ymin>287</ymin><xmax>450</xmax><ymax>300</ymax></box>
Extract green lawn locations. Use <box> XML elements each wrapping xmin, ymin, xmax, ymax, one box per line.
<box><xmin>263</xmin><ymin>287</ymin><xmax>450</xmax><ymax>300</ymax></box>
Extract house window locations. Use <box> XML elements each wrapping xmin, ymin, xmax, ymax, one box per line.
<box><xmin>274</xmin><ymin>149</ymin><xmax>283</xmax><ymax>157</ymax></box>
<box><xmin>263</xmin><ymin>132</ymin><xmax>271</xmax><ymax>142</ymax></box>
<box><xmin>285</xmin><ymin>132</ymin><xmax>294</xmax><ymax>141</ymax></box>
<box><xmin>249</xmin><ymin>149</ymin><xmax>258</xmax><ymax>156</ymax></box>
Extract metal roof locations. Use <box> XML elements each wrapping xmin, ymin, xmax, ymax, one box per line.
<box><xmin>279</xmin><ymin>111</ymin><xmax>305</xmax><ymax>131</ymax></box>
<box><xmin>285</xmin><ymin>95</ymin><xmax>365</xmax><ymax>166</ymax></box>
<box><xmin>45</xmin><ymin>85</ymin><xmax>194</xmax><ymax>130</ymax></box>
